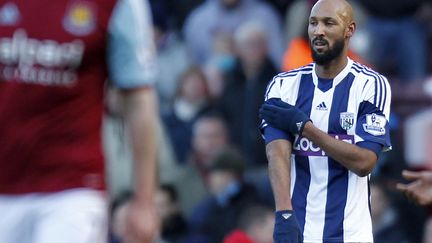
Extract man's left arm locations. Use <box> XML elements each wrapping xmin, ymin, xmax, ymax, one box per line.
<box><xmin>301</xmin><ymin>122</ymin><xmax>377</xmax><ymax>177</ymax></box>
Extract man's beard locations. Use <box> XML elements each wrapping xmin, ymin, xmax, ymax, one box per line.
<box><xmin>311</xmin><ymin>38</ymin><xmax>345</xmax><ymax>65</ymax></box>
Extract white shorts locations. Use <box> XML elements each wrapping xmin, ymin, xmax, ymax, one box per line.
<box><xmin>0</xmin><ymin>189</ymin><xmax>108</xmax><ymax>243</ymax></box>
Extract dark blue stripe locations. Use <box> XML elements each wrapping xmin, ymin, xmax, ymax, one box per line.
<box><xmin>354</xmin><ymin>63</ymin><xmax>387</xmax><ymax>111</ymax></box>
<box><xmin>323</xmin><ymin>158</ymin><xmax>349</xmax><ymax>241</ymax></box>
<box><xmin>279</xmin><ymin>65</ymin><xmax>313</xmax><ymax>77</ymax></box>
<box><xmin>323</xmin><ymin>72</ymin><xmax>354</xmax><ymax>241</ymax></box>
<box><xmin>279</xmin><ymin>69</ymin><xmax>311</xmax><ymax>76</ymax></box>
<box><xmin>295</xmin><ymin>73</ymin><xmax>315</xmax><ymax>115</ymax></box>
<box><xmin>293</xmin><ymin>155</ymin><xmax>311</xmax><ymax>233</ymax></box>
<box><xmin>362</xmin><ymin>79</ymin><xmax>369</xmax><ymax>94</ymax></box>
<box><xmin>378</xmin><ymin>74</ymin><xmax>383</xmax><ymax>111</ymax></box>
<box><xmin>292</xmin><ymin>73</ymin><xmax>315</xmax><ymax>235</ymax></box>
<box><xmin>328</xmin><ymin>73</ymin><xmax>355</xmax><ymax>134</ymax></box>
<box><xmin>380</xmin><ymin>76</ymin><xmax>387</xmax><ymax>111</ymax></box>
<box><xmin>352</xmin><ymin>65</ymin><xmax>362</xmax><ymax>73</ymax></box>
<box><xmin>264</xmin><ymin>79</ymin><xmax>276</xmax><ymax>100</ymax></box>
<box><xmin>373</xmin><ymin>77</ymin><xmax>377</xmax><ymax>106</ymax></box>
<box><xmin>363</xmin><ymin>68</ymin><xmax>386</xmax><ymax>111</ymax></box>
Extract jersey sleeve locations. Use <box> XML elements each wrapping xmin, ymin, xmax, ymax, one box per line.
<box><xmin>355</xmin><ymin>74</ymin><xmax>392</xmax><ymax>152</ymax></box>
<box><xmin>259</xmin><ymin>76</ymin><xmax>293</xmax><ymax>144</ymax></box>
<box><xmin>107</xmin><ymin>0</ymin><xmax>157</xmax><ymax>89</ymax></box>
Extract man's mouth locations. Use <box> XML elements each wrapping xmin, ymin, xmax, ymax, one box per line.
<box><xmin>313</xmin><ymin>40</ymin><xmax>328</xmax><ymax>46</ymax></box>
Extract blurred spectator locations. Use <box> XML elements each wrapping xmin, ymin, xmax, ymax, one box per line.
<box><xmin>218</xmin><ymin>21</ymin><xmax>278</xmax><ymax>166</ymax></box>
<box><xmin>151</xmin><ymin>2</ymin><xmax>192</xmax><ymax>114</ymax></box>
<box><xmin>404</xmin><ymin>109</ymin><xmax>432</xmax><ymax>170</ymax></box>
<box><xmin>266</xmin><ymin>0</ymin><xmax>294</xmax><ymax>16</ymax></box>
<box><xmin>424</xmin><ymin>217</ymin><xmax>432</xmax><ymax>243</ymax></box>
<box><xmin>150</xmin><ymin>0</ymin><xmax>204</xmax><ymax>31</ymax></box>
<box><xmin>162</xmin><ymin>66</ymin><xmax>214</xmax><ymax>164</ymax></box>
<box><xmin>173</xmin><ymin>113</ymin><xmax>229</xmax><ymax>216</ymax></box>
<box><xmin>155</xmin><ymin>184</ymin><xmax>189</xmax><ymax>242</ymax></box>
<box><xmin>371</xmin><ymin>179</ymin><xmax>409</xmax><ymax>243</ymax></box>
<box><xmin>104</xmin><ymin>87</ymin><xmax>178</xmax><ymax>196</ymax></box>
<box><xmin>359</xmin><ymin>0</ymin><xmax>428</xmax><ymax>82</ymax></box>
<box><xmin>223</xmin><ymin>204</ymin><xmax>274</xmax><ymax>243</ymax></box>
<box><xmin>183</xmin><ymin>0</ymin><xmax>284</xmax><ymax>68</ymax></box>
<box><xmin>189</xmin><ymin>148</ymin><xmax>265</xmax><ymax>242</ymax></box>
<box><xmin>203</xmin><ymin>32</ymin><xmax>236</xmax><ymax>99</ymax></box>
<box><xmin>203</xmin><ymin>60</ymin><xmax>227</xmax><ymax>99</ymax></box>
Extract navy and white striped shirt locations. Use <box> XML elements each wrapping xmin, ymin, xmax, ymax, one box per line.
<box><xmin>261</xmin><ymin>58</ymin><xmax>391</xmax><ymax>243</ymax></box>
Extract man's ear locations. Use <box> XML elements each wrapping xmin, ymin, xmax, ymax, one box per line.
<box><xmin>346</xmin><ymin>21</ymin><xmax>356</xmax><ymax>38</ymax></box>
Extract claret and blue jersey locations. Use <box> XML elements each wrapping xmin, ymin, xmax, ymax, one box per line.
<box><xmin>261</xmin><ymin>58</ymin><xmax>391</xmax><ymax>243</ymax></box>
<box><xmin>0</xmin><ymin>0</ymin><xmax>156</xmax><ymax>194</ymax></box>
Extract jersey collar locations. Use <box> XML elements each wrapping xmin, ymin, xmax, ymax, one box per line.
<box><xmin>312</xmin><ymin>57</ymin><xmax>353</xmax><ymax>89</ymax></box>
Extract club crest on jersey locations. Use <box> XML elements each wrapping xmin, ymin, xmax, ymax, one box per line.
<box><xmin>340</xmin><ymin>112</ymin><xmax>354</xmax><ymax>130</ymax></box>
<box><xmin>0</xmin><ymin>2</ymin><xmax>20</xmax><ymax>25</ymax></box>
<box><xmin>63</xmin><ymin>1</ymin><xmax>96</xmax><ymax>36</ymax></box>
<box><xmin>363</xmin><ymin>113</ymin><xmax>386</xmax><ymax>136</ymax></box>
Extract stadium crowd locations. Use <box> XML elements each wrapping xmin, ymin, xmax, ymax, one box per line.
<box><xmin>103</xmin><ymin>0</ymin><xmax>432</xmax><ymax>242</ymax></box>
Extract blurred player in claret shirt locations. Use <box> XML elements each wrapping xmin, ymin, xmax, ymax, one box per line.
<box><xmin>0</xmin><ymin>0</ymin><xmax>159</xmax><ymax>242</ymax></box>
<box><xmin>259</xmin><ymin>0</ymin><xmax>392</xmax><ymax>242</ymax></box>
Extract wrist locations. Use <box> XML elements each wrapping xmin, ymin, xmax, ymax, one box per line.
<box><xmin>275</xmin><ymin>209</ymin><xmax>295</xmax><ymax>215</ymax></box>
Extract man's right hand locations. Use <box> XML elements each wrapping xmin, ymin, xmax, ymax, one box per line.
<box><xmin>123</xmin><ymin>198</ymin><xmax>160</xmax><ymax>243</ymax></box>
<box><xmin>274</xmin><ymin>210</ymin><xmax>303</xmax><ymax>243</ymax></box>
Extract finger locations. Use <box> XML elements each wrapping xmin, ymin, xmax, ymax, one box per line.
<box><xmin>402</xmin><ymin>170</ymin><xmax>422</xmax><ymax>181</ymax></box>
<box><xmin>261</xmin><ymin>104</ymin><xmax>280</xmax><ymax>113</ymax></box>
<box><xmin>275</xmin><ymin>99</ymin><xmax>294</xmax><ymax>109</ymax></box>
<box><xmin>396</xmin><ymin>183</ymin><xmax>408</xmax><ymax>191</ymax></box>
<box><xmin>260</xmin><ymin>109</ymin><xmax>276</xmax><ymax>120</ymax></box>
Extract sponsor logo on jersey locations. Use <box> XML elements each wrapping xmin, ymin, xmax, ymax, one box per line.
<box><xmin>315</xmin><ymin>102</ymin><xmax>328</xmax><ymax>111</ymax></box>
<box><xmin>0</xmin><ymin>2</ymin><xmax>20</xmax><ymax>26</ymax></box>
<box><xmin>293</xmin><ymin>134</ymin><xmax>354</xmax><ymax>156</ymax></box>
<box><xmin>0</xmin><ymin>29</ymin><xmax>84</xmax><ymax>86</ymax></box>
<box><xmin>63</xmin><ymin>1</ymin><xmax>96</xmax><ymax>36</ymax></box>
<box><xmin>363</xmin><ymin>113</ymin><xmax>386</xmax><ymax>136</ymax></box>
<box><xmin>340</xmin><ymin>112</ymin><xmax>355</xmax><ymax>130</ymax></box>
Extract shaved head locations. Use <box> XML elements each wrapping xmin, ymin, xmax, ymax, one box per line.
<box><xmin>311</xmin><ymin>0</ymin><xmax>354</xmax><ymax>29</ymax></box>
<box><xmin>308</xmin><ymin>0</ymin><xmax>356</xmax><ymax>66</ymax></box>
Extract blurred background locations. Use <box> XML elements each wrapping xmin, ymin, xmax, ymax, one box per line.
<box><xmin>105</xmin><ymin>0</ymin><xmax>432</xmax><ymax>242</ymax></box>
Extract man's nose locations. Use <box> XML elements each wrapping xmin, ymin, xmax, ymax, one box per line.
<box><xmin>313</xmin><ymin>22</ymin><xmax>325</xmax><ymax>36</ymax></box>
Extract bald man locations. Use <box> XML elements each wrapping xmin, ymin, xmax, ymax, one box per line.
<box><xmin>259</xmin><ymin>0</ymin><xmax>392</xmax><ymax>242</ymax></box>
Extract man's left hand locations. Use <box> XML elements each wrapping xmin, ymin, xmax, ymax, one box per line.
<box><xmin>260</xmin><ymin>98</ymin><xmax>311</xmax><ymax>136</ymax></box>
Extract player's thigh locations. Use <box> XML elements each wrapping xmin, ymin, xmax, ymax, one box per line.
<box><xmin>0</xmin><ymin>195</ymin><xmax>35</xmax><ymax>243</ymax></box>
<box><xmin>33</xmin><ymin>189</ymin><xmax>108</xmax><ymax>243</ymax></box>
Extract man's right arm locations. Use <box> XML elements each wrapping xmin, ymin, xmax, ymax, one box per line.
<box><xmin>266</xmin><ymin>138</ymin><xmax>303</xmax><ymax>243</ymax></box>
<box><xmin>266</xmin><ymin>139</ymin><xmax>293</xmax><ymax>211</ymax></box>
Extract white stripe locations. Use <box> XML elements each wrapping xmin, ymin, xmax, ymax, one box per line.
<box><xmin>302</xmin><ymin>87</ymin><xmax>333</xmax><ymax>241</ymax></box>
